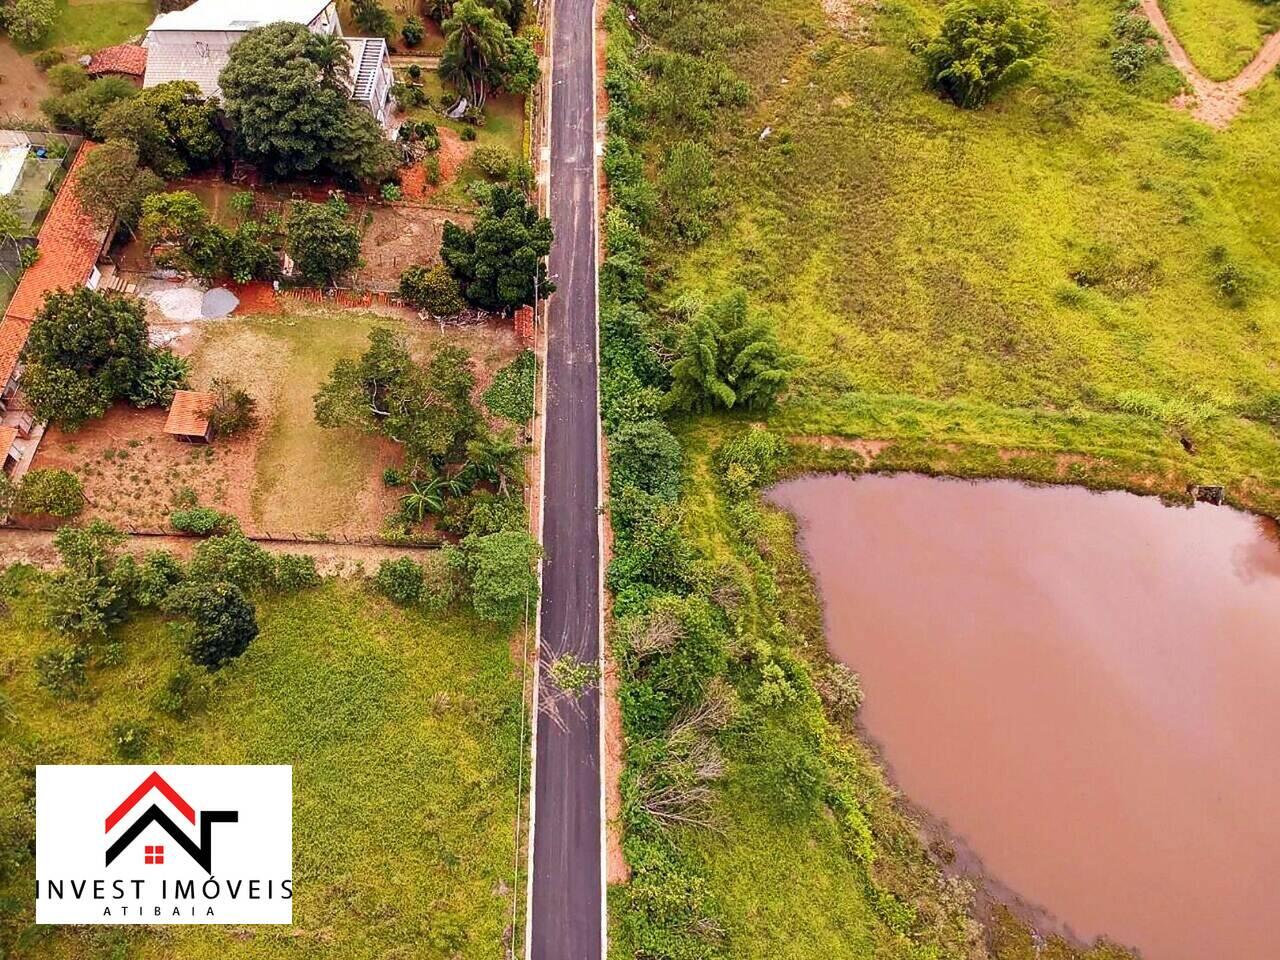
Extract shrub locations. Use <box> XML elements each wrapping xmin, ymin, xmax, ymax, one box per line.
<box><xmin>205</xmin><ymin>377</ymin><xmax>258</xmax><ymax>437</ymax></box>
<box><xmin>423</xmin><ymin>153</ymin><xmax>442</xmax><ymax>185</ymax></box>
<box><xmin>43</xmin><ymin>522</ymin><xmax>129</xmax><ymax>635</ymax></box>
<box><xmin>461</xmin><ymin>126</ymin><xmax>477</xmax><ymax>142</ymax></box>
<box><xmin>164</xmin><ymin>580</ymin><xmax>258</xmax><ymax>670</ymax></box>
<box><xmin>713</xmin><ymin>428</ymin><xmax>789</xmax><ymax>498</ymax></box>
<box><xmin>816</xmin><ymin>662</ymin><xmax>863</xmax><ymax>718</ymax></box>
<box><xmin>129</xmin><ymin>349</ymin><xmax>191</xmax><ymax>408</ymax></box>
<box><xmin>15</xmin><ymin>469</ymin><xmax>83</xmax><ymax>518</ymax></box>
<box><xmin>188</xmin><ymin>533</ymin><xmax>276</xmax><ymax>591</ymax></box>
<box><xmin>153</xmin><ymin>666</ymin><xmax>209</xmax><ymax>719</ymax></box>
<box><xmin>419</xmin><ymin>549</ymin><xmax>463</xmax><ymax>612</ymax></box>
<box><xmin>381</xmin><ymin>182</ymin><xmax>403</xmax><ymax>202</ymax></box>
<box><xmin>2</xmin><ymin>0</ymin><xmax>56</xmax><ymax>46</ymax></box>
<box><xmin>34</xmin><ymin>645</ymin><xmax>88</xmax><ymax>699</ymax></box>
<box><xmin>273</xmin><ymin>553</ymin><xmax>321</xmax><ymax>591</ymax></box>
<box><xmin>383</xmin><ymin>466</ymin><xmax>406</xmax><ymax>486</ymax></box>
<box><xmin>374</xmin><ymin>556</ymin><xmax>425</xmax><ymax>604</ymax></box>
<box><xmin>460</xmin><ymin>530</ymin><xmax>540</xmax><ymax>625</ymax></box>
<box><xmin>399</xmin><ymin>263</ymin><xmax>465</xmax><ymax>316</ymax></box>
<box><xmin>33</xmin><ymin>49</ymin><xmax>63</xmax><ymax>71</ymax></box>
<box><xmin>110</xmin><ymin>721</ymin><xmax>149</xmax><ymax>760</ymax></box>
<box><xmin>483</xmin><ymin>350</ymin><xmax>535</xmax><ymax>422</ymax></box>
<box><xmin>609</xmin><ymin>419</ymin><xmax>683</xmax><ymax>501</ymax></box>
<box><xmin>402</xmin><ymin>15</ymin><xmax>425</xmax><ymax>45</ymax></box>
<box><xmin>135</xmin><ymin>551</ymin><xmax>185</xmax><ymax>607</ymax></box>
<box><xmin>170</xmin><ymin>506</ymin><xmax>237</xmax><ymax>536</ymax></box>
<box><xmin>922</xmin><ymin>0</ymin><xmax>1051</xmax><ymax>108</ymax></box>
<box><xmin>472</xmin><ymin>144</ymin><xmax>514</xmax><ymax>180</ymax></box>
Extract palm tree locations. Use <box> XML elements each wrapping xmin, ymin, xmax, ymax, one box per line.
<box><xmin>308</xmin><ymin>33</ymin><xmax>353</xmax><ymax>91</ymax></box>
<box><xmin>440</xmin><ymin>0</ymin><xmax>510</xmax><ymax>110</ymax></box>
<box><xmin>399</xmin><ymin>474</ymin><xmax>466</xmax><ymax>523</ymax></box>
<box><xmin>464</xmin><ymin>429</ymin><xmax>527</xmax><ymax>496</ymax></box>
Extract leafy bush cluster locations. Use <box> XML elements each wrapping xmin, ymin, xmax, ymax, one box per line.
<box><xmin>1108</xmin><ymin>3</ymin><xmax>1163</xmax><ymax>83</ymax></box>
<box><xmin>921</xmin><ymin>0</ymin><xmax>1051</xmax><ymax>108</ymax></box>
<box><xmin>372</xmin><ymin>530</ymin><xmax>538</xmax><ymax>625</ymax></box>
<box><xmin>31</xmin><ymin>522</ymin><xmax>323</xmax><ymax>707</ymax></box>
<box><xmin>140</xmin><ymin>190</ymin><xmax>277</xmax><ymax>284</ymax></box>
<box><xmin>20</xmin><ymin>288</ymin><xmax>191</xmax><ymax>430</ymax></box>
<box><xmin>6</xmin><ymin>468</ymin><xmax>83</xmax><ymax>519</ymax></box>
<box><xmin>483</xmin><ymin>350</ymin><xmax>536</xmax><ymax>424</ymax></box>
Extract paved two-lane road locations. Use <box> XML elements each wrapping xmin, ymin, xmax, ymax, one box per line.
<box><xmin>527</xmin><ymin>0</ymin><xmax>603</xmax><ymax>953</ymax></box>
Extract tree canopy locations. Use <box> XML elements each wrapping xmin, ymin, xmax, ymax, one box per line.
<box><xmin>666</xmin><ymin>291</ymin><xmax>795</xmax><ymax>414</ymax></box>
<box><xmin>441</xmin><ymin>185</ymin><xmax>554</xmax><ymax>313</ymax></box>
<box><xmin>98</xmin><ymin>81</ymin><xmax>224</xmax><ymax>179</ymax></box>
<box><xmin>219</xmin><ymin>22</ymin><xmax>396</xmax><ymax>184</ymax></box>
<box><xmin>314</xmin><ymin>329</ymin><xmax>481</xmax><ymax>468</ymax></box>
<box><xmin>286</xmin><ymin>197</ymin><xmax>362</xmax><ymax>286</ymax></box>
<box><xmin>21</xmin><ymin>289</ymin><xmax>155</xmax><ymax>429</ymax></box>
<box><xmin>922</xmin><ymin>0</ymin><xmax>1051</xmax><ymax>108</ymax></box>
<box><xmin>76</xmin><ymin>139</ymin><xmax>164</xmax><ymax>231</ymax></box>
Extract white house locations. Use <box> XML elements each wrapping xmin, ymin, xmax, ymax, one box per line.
<box><xmin>141</xmin><ymin>0</ymin><xmax>394</xmax><ymax>131</ymax></box>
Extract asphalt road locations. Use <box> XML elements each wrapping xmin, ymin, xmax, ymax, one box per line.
<box><xmin>527</xmin><ymin>0</ymin><xmax>603</xmax><ymax>953</ymax></box>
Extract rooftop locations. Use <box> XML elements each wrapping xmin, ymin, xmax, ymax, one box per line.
<box><xmin>0</xmin><ymin>143</ymin><xmax>107</xmax><ymax>387</ymax></box>
<box><xmin>87</xmin><ymin>44</ymin><xmax>148</xmax><ymax>77</ymax></box>
<box><xmin>148</xmin><ymin>0</ymin><xmax>331</xmax><ymax>32</ymax></box>
<box><xmin>164</xmin><ymin>390</ymin><xmax>217</xmax><ymax>438</ymax></box>
<box><xmin>0</xmin><ymin>426</ymin><xmax>18</xmax><ymax>461</ymax></box>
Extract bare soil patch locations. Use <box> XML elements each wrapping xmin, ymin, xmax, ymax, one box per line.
<box><xmin>356</xmin><ymin>201</ymin><xmax>472</xmax><ymax>289</ymax></box>
<box><xmin>398</xmin><ymin>127</ymin><xmax>474</xmax><ymax>201</ymax></box>
<box><xmin>0</xmin><ymin>38</ymin><xmax>51</xmax><ymax>121</ymax></box>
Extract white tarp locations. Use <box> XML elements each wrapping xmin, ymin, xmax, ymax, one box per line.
<box><xmin>0</xmin><ymin>145</ymin><xmax>27</xmax><ymax>197</ymax></box>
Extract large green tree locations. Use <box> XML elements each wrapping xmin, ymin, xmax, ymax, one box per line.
<box><xmin>460</xmin><ymin>529</ymin><xmax>540</xmax><ymax>625</ymax></box>
<box><xmin>439</xmin><ymin>0</ymin><xmax>511</xmax><ymax>110</ymax></box>
<box><xmin>98</xmin><ymin>81</ymin><xmax>224</xmax><ymax>179</ymax></box>
<box><xmin>314</xmin><ymin>329</ymin><xmax>480</xmax><ymax>467</ymax></box>
<box><xmin>3</xmin><ymin>0</ymin><xmax>56</xmax><ymax>46</ymax></box>
<box><xmin>41</xmin><ymin>77</ymin><xmax>135</xmax><ymax>137</ymax></box>
<box><xmin>219</xmin><ymin>22</ymin><xmax>396</xmax><ymax>183</ymax></box>
<box><xmin>440</xmin><ymin>185</ymin><xmax>554</xmax><ymax>313</ymax></box>
<box><xmin>21</xmin><ymin>288</ymin><xmax>153</xmax><ymax>429</ymax></box>
<box><xmin>286</xmin><ymin>197</ymin><xmax>361</xmax><ymax>285</ymax></box>
<box><xmin>665</xmin><ymin>290</ymin><xmax>795</xmax><ymax>414</ymax></box>
<box><xmin>163</xmin><ymin>581</ymin><xmax>259</xmax><ymax>670</ymax></box>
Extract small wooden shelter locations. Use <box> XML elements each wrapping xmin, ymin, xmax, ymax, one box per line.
<box><xmin>164</xmin><ymin>390</ymin><xmax>216</xmax><ymax>444</ymax></box>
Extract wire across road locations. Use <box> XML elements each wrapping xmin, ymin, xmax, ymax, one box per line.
<box><xmin>525</xmin><ymin>0</ymin><xmax>605</xmax><ymax>954</ymax></box>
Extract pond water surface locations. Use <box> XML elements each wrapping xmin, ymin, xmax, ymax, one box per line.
<box><xmin>766</xmin><ymin>473</ymin><xmax>1280</xmax><ymax>960</ymax></box>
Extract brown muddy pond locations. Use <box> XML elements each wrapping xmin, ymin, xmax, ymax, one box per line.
<box><xmin>767</xmin><ymin>474</ymin><xmax>1280</xmax><ymax>960</ymax></box>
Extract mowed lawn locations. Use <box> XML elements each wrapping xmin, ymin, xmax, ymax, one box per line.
<box><xmin>0</xmin><ymin>570</ymin><xmax>526</xmax><ymax>959</ymax></box>
<box><xmin>1159</xmin><ymin>0</ymin><xmax>1280</xmax><ymax>80</ymax></box>
<box><xmin>188</xmin><ymin>308</ymin><xmax>520</xmax><ymax>536</ymax></box>
<box><xmin>43</xmin><ymin>0</ymin><xmax>152</xmax><ymax>51</ymax></box>
<box><xmin>659</xmin><ymin>0</ymin><xmax>1280</xmax><ymax>510</ymax></box>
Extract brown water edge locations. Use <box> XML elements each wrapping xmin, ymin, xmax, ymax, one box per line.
<box><xmin>765</xmin><ymin>473</ymin><xmax>1280</xmax><ymax>960</ymax></box>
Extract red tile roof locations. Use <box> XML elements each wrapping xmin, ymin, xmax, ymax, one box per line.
<box><xmin>87</xmin><ymin>44</ymin><xmax>148</xmax><ymax>78</ymax></box>
<box><xmin>164</xmin><ymin>390</ymin><xmax>216</xmax><ymax>438</ymax></box>
<box><xmin>0</xmin><ymin>143</ymin><xmax>108</xmax><ymax>386</ymax></box>
<box><xmin>0</xmin><ymin>426</ymin><xmax>18</xmax><ymax>458</ymax></box>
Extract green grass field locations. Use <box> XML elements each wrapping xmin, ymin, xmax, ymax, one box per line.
<box><xmin>41</xmin><ymin>0</ymin><xmax>152</xmax><ymax>51</ymax></box>
<box><xmin>0</xmin><ymin>570</ymin><xmax>526</xmax><ymax>959</ymax></box>
<box><xmin>647</xmin><ymin>0</ymin><xmax>1280</xmax><ymax>513</ymax></box>
<box><xmin>1159</xmin><ymin>0</ymin><xmax>1280</xmax><ymax>80</ymax></box>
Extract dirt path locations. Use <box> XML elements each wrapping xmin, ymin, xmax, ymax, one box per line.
<box><xmin>1140</xmin><ymin>0</ymin><xmax>1280</xmax><ymax>127</ymax></box>
<box><xmin>0</xmin><ymin>529</ymin><xmax>434</xmax><ymax>577</ymax></box>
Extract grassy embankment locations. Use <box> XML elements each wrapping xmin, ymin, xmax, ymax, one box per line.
<box><xmin>0</xmin><ymin>570</ymin><xmax>526</xmax><ymax>960</ymax></box>
<box><xmin>600</xmin><ymin>0</ymin><xmax>1280</xmax><ymax>956</ymax></box>
<box><xmin>1159</xmin><ymin>0</ymin><xmax>1280</xmax><ymax>80</ymax></box>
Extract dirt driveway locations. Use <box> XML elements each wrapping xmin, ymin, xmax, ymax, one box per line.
<box><xmin>0</xmin><ymin>38</ymin><xmax>51</xmax><ymax>121</ymax></box>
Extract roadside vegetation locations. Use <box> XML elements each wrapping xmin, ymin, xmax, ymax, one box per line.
<box><xmin>598</xmin><ymin>0</ymin><xmax>1279</xmax><ymax>956</ymax></box>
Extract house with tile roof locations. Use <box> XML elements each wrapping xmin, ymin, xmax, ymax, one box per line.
<box><xmin>0</xmin><ymin>143</ymin><xmax>110</xmax><ymax>475</ymax></box>
<box><xmin>141</xmin><ymin>0</ymin><xmax>394</xmax><ymax>131</ymax></box>
<box><xmin>164</xmin><ymin>389</ymin><xmax>216</xmax><ymax>443</ymax></box>
<box><xmin>86</xmin><ymin>44</ymin><xmax>148</xmax><ymax>83</ymax></box>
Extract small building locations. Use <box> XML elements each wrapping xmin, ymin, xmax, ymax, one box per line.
<box><xmin>85</xmin><ymin>44</ymin><xmax>148</xmax><ymax>84</ymax></box>
<box><xmin>141</xmin><ymin>0</ymin><xmax>394</xmax><ymax>132</ymax></box>
<box><xmin>164</xmin><ymin>390</ymin><xmax>217</xmax><ymax>444</ymax></box>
